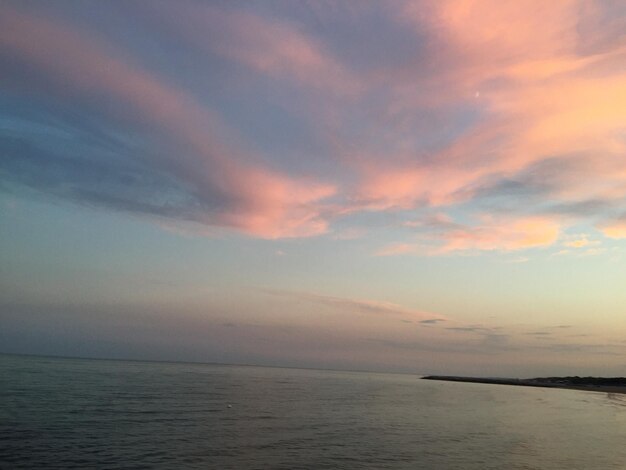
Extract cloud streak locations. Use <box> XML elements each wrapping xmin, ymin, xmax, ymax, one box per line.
<box><xmin>264</xmin><ymin>290</ymin><xmax>445</xmax><ymax>323</ymax></box>
<box><xmin>2</xmin><ymin>1</ymin><xmax>626</xmax><ymax>250</ymax></box>
<box><xmin>378</xmin><ymin>215</ymin><xmax>560</xmax><ymax>256</ymax></box>
<box><xmin>0</xmin><ymin>4</ymin><xmax>335</xmax><ymax>238</ymax></box>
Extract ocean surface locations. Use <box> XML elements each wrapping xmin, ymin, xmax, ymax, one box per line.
<box><xmin>1</xmin><ymin>354</ymin><xmax>626</xmax><ymax>469</ymax></box>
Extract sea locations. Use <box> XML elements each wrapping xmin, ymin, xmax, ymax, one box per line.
<box><xmin>1</xmin><ymin>354</ymin><xmax>626</xmax><ymax>469</ymax></box>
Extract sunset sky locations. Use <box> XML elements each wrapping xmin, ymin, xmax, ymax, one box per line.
<box><xmin>2</xmin><ymin>0</ymin><xmax>626</xmax><ymax>376</ymax></box>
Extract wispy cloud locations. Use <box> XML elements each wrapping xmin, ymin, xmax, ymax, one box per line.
<box><xmin>2</xmin><ymin>1</ymin><xmax>626</xmax><ymax>250</ymax></box>
<box><xmin>562</xmin><ymin>234</ymin><xmax>600</xmax><ymax>249</ymax></box>
<box><xmin>377</xmin><ymin>215</ymin><xmax>560</xmax><ymax>256</ymax></box>
<box><xmin>0</xmin><ymin>4</ymin><xmax>335</xmax><ymax>239</ymax></box>
<box><xmin>598</xmin><ymin>217</ymin><xmax>626</xmax><ymax>239</ymax></box>
<box><xmin>264</xmin><ymin>289</ymin><xmax>445</xmax><ymax>323</ymax></box>
<box><xmin>142</xmin><ymin>1</ymin><xmax>360</xmax><ymax>96</ymax></box>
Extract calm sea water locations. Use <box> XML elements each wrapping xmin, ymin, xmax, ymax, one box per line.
<box><xmin>1</xmin><ymin>354</ymin><xmax>625</xmax><ymax>469</ymax></box>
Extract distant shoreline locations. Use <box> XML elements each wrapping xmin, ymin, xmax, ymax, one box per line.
<box><xmin>422</xmin><ymin>375</ymin><xmax>626</xmax><ymax>395</ymax></box>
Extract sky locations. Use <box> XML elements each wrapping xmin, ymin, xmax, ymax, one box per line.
<box><xmin>2</xmin><ymin>0</ymin><xmax>626</xmax><ymax>377</ymax></box>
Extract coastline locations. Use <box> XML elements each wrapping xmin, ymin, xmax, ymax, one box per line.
<box><xmin>422</xmin><ymin>375</ymin><xmax>626</xmax><ymax>395</ymax></box>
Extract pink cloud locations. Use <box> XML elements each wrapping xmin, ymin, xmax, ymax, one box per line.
<box><xmin>355</xmin><ymin>161</ymin><xmax>488</xmax><ymax>210</ymax></box>
<box><xmin>375</xmin><ymin>243</ymin><xmax>417</xmax><ymax>257</ymax></box>
<box><xmin>4</xmin><ymin>1</ymin><xmax>626</xmax><ymax>247</ymax></box>
<box><xmin>213</xmin><ymin>168</ymin><xmax>336</xmax><ymax>238</ymax></box>
<box><xmin>345</xmin><ymin>0</ymin><xmax>626</xmax><ymax>235</ymax></box>
<box><xmin>144</xmin><ymin>2</ymin><xmax>359</xmax><ymax>96</ymax></box>
<box><xmin>356</xmin><ymin>167</ymin><xmax>426</xmax><ymax>210</ymax></box>
<box><xmin>0</xmin><ymin>5</ymin><xmax>335</xmax><ymax>238</ymax></box>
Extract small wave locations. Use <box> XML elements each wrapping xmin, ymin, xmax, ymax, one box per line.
<box><xmin>606</xmin><ymin>393</ymin><xmax>626</xmax><ymax>407</ymax></box>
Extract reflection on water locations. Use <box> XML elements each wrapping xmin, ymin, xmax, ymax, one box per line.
<box><xmin>606</xmin><ymin>392</ymin><xmax>626</xmax><ymax>407</ymax></box>
<box><xmin>1</xmin><ymin>354</ymin><xmax>625</xmax><ymax>469</ymax></box>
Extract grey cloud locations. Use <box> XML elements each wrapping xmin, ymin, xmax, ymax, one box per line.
<box><xmin>445</xmin><ymin>326</ymin><xmax>488</xmax><ymax>333</ymax></box>
<box><xmin>480</xmin><ymin>333</ymin><xmax>511</xmax><ymax>350</ymax></box>
<box><xmin>543</xmin><ymin>199</ymin><xmax>615</xmax><ymax>217</ymax></box>
<box><xmin>533</xmin><ymin>342</ymin><xmax>626</xmax><ymax>356</ymax></box>
<box><xmin>0</xmin><ymin>125</ymin><xmax>213</xmax><ymax>222</ymax></box>
<box><xmin>405</xmin><ymin>214</ymin><xmax>463</xmax><ymax>231</ymax></box>
<box><xmin>459</xmin><ymin>157</ymin><xmax>618</xmax><ymax>220</ymax></box>
<box><xmin>366</xmin><ymin>333</ymin><xmax>518</xmax><ymax>355</ymax></box>
<box><xmin>419</xmin><ymin>318</ymin><xmax>446</xmax><ymax>325</ymax></box>
<box><xmin>457</xmin><ymin>158</ymin><xmax>570</xmax><ymax>205</ymax></box>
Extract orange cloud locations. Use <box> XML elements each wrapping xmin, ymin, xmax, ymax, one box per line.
<box><xmin>377</xmin><ymin>215</ymin><xmax>561</xmax><ymax>256</ymax></box>
<box><xmin>598</xmin><ymin>220</ymin><xmax>626</xmax><ymax>239</ymax></box>
<box><xmin>563</xmin><ymin>234</ymin><xmax>600</xmax><ymax>248</ymax></box>
<box><xmin>441</xmin><ymin>216</ymin><xmax>560</xmax><ymax>252</ymax></box>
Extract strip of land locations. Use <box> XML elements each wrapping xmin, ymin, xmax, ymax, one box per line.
<box><xmin>422</xmin><ymin>375</ymin><xmax>626</xmax><ymax>394</ymax></box>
